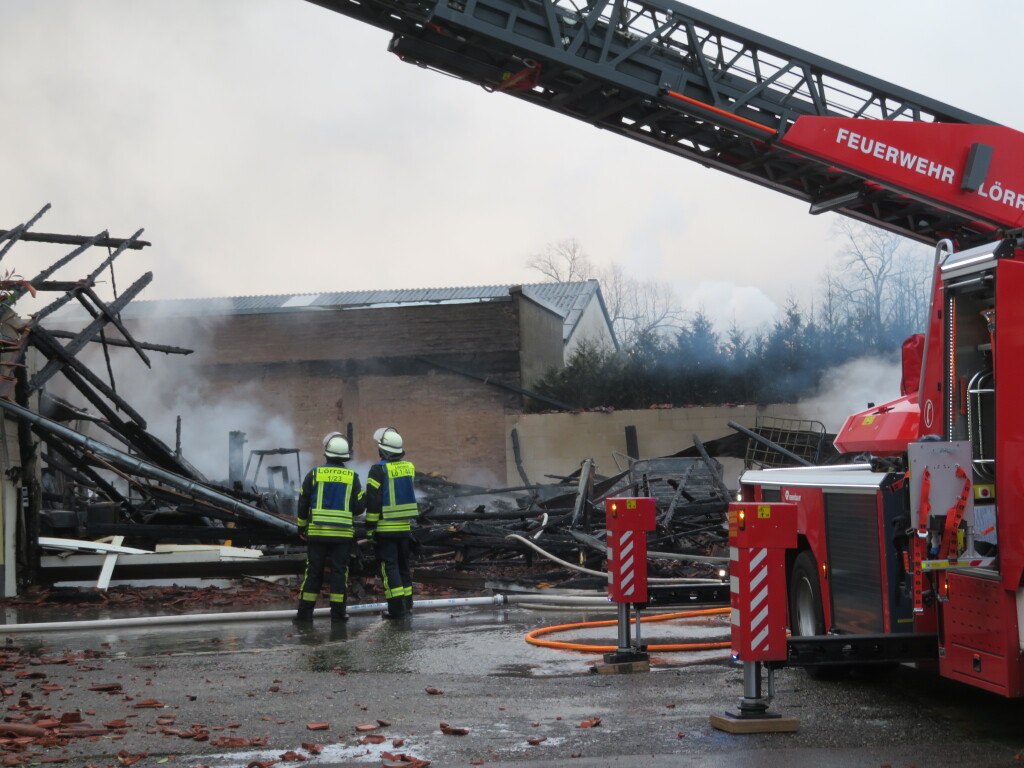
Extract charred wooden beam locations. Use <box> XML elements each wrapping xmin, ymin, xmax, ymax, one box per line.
<box><xmin>42</xmin><ymin>452</ymin><xmax>98</xmax><ymax>489</ymax></box>
<box><xmin>570</xmin><ymin>458</ymin><xmax>595</xmax><ymax>529</ymax></box>
<box><xmin>28</xmin><ymin>325</ymin><xmax>150</xmax><ymax>428</ymax></box>
<box><xmin>510</xmin><ymin>428</ymin><xmax>530</xmax><ymax>486</ymax></box>
<box><xmin>19</xmin><ymin>232</ymin><xmax>132</xmax><ymax>310</ymax></box>
<box><xmin>625</xmin><ymin>425</ymin><xmax>639</xmax><ymax>460</ymax></box>
<box><xmin>539</xmin><ymin>469</ymin><xmax>627</xmax><ymax>510</ymax></box>
<box><xmin>75</xmin><ymin>285</ymin><xmax>151</xmax><ymax>367</ymax></box>
<box><xmin>41</xmin><ymin>437</ymin><xmax>134</xmax><ymax>516</ymax></box>
<box><xmin>22</xmin><ymin>233</ymin><xmax>107</xmax><ymax>294</ymax></box>
<box><xmin>692</xmin><ymin>433</ymin><xmax>731</xmax><ymax>501</ymax></box>
<box><xmin>29</xmin><ymin>271</ymin><xmax>153</xmax><ymax>391</ymax></box>
<box><xmin>0</xmin><ymin>398</ymin><xmax>297</xmax><ymax>534</ymax></box>
<box><xmin>421</xmin><ymin>508</ymin><xmax>562</xmax><ymax>524</ymax></box>
<box><xmin>30</xmin><ymin>230</ymin><xmax>145</xmax><ymax>322</ymax></box>
<box><xmin>91</xmin><ymin>415</ymin><xmax>205</xmax><ymax>482</ymax></box>
<box><xmin>0</xmin><ymin>229</ymin><xmax>150</xmax><ymax>251</ymax></box>
<box><xmin>11</xmin><ymin>281</ymin><xmax>88</xmax><ymax>292</ymax></box>
<box><xmin>46</xmin><ymin>329</ymin><xmax>192</xmax><ymax>355</ymax></box>
<box><xmin>420</xmin><ymin>483</ymin><xmax>542</xmax><ymax>500</ymax></box>
<box><xmin>0</xmin><ymin>204</ymin><xmax>51</xmax><ymax>262</ymax></box>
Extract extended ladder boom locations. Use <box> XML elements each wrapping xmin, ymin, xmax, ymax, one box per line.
<box><xmin>307</xmin><ymin>0</ymin><xmax>1002</xmax><ymax>244</ymax></box>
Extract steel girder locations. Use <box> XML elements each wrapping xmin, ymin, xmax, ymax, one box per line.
<box><xmin>306</xmin><ymin>0</ymin><xmax>998</xmax><ymax>245</ymax></box>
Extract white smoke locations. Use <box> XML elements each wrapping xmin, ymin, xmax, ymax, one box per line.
<box><xmin>675</xmin><ymin>279</ymin><xmax>780</xmax><ymax>334</ymax></box>
<box><xmin>60</xmin><ymin>305</ymin><xmax>306</xmax><ymax>485</ymax></box>
<box><xmin>795</xmin><ymin>355</ymin><xmax>903</xmax><ymax>433</ymax></box>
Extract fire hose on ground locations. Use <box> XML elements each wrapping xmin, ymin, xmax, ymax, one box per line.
<box><xmin>0</xmin><ymin>595</ymin><xmax>508</xmax><ymax>633</ymax></box>
<box><xmin>504</xmin><ymin>534</ymin><xmax>727</xmax><ymax>584</ymax></box>
<box><xmin>524</xmin><ymin>606</ymin><xmax>731</xmax><ymax>654</ymax></box>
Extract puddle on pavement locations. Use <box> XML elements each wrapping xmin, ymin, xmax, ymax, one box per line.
<box><xmin>164</xmin><ymin>738</ymin><xmax>439</xmax><ymax>768</ymax></box>
<box><xmin>162</xmin><ymin>725</ymin><xmax>574</xmax><ymax>768</ymax></box>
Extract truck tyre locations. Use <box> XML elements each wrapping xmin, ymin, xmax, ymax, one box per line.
<box><xmin>790</xmin><ymin>550</ymin><xmax>825</xmax><ymax>636</ymax></box>
<box><xmin>789</xmin><ymin>550</ymin><xmax>847</xmax><ymax>679</ymax></box>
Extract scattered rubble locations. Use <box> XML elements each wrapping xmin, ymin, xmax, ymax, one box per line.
<box><xmin>1</xmin><ymin>206</ymin><xmax>302</xmax><ymax>593</ymax></box>
<box><xmin>0</xmin><ymin>205</ymin><xmax>837</xmax><ymax>605</ymax></box>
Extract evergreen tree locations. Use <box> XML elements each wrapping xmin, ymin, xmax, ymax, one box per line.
<box><xmin>525</xmin><ymin>227</ymin><xmax>933</xmax><ymax>412</ymax></box>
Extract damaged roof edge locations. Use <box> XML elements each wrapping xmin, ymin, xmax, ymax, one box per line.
<box><xmin>118</xmin><ymin>282</ymin><xmax>598</xmax><ymax>318</ymax></box>
<box><xmin>111</xmin><ymin>281</ymin><xmax>613</xmax><ymax>348</ymax></box>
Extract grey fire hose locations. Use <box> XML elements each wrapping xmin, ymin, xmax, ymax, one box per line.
<box><xmin>0</xmin><ymin>594</ymin><xmax>617</xmax><ymax>633</ymax></box>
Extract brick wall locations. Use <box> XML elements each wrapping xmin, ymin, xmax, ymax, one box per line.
<box><xmin>189</xmin><ymin>301</ymin><xmax>521</xmax><ymax>365</ymax></box>
<box><xmin>123</xmin><ymin>300</ymin><xmax>529</xmax><ymax>484</ymax></box>
<box><xmin>193</xmin><ymin>364</ymin><xmax>517</xmax><ymax>485</ymax></box>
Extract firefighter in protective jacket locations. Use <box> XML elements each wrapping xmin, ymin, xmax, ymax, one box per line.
<box><xmin>365</xmin><ymin>427</ymin><xmax>418</xmax><ymax>619</ymax></box>
<box><xmin>294</xmin><ymin>434</ymin><xmax>364</xmax><ymax>623</ymax></box>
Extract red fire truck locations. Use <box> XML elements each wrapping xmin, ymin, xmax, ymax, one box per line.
<box><xmin>303</xmin><ymin>0</ymin><xmax>1024</xmax><ymax>705</ymax></box>
<box><xmin>722</xmin><ymin>117</ymin><xmax>1024</xmax><ymax>712</ymax></box>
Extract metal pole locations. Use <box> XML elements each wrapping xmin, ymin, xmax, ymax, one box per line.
<box><xmin>727</xmin><ymin>421</ymin><xmax>814</xmax><ymax>468</ymax></box>
<box><xmin>738</xmin><ymin>661</ymin><xmax>769</xmax><ymax>714</ymax></box>
<box><xmin>616</xmin><ymin>603</ymin><xmax>631</xmax><ymax>651</ymax></box>
<box><xmin>570</xmin><ymin>458</ymin><xmax>594</xmax><ymax>528</ymax></box>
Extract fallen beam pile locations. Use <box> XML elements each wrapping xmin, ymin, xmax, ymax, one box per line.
<box><xmin>0</xmin><ymin>205</ymin><xmax>302</xmax><ymax>591</ymax></box>
<box><xmin>400</xmin><ymin>420</ymin><xmax>838</xmax><ymax>593</ymax></box>
<box><xmin>403</xmin><ymin>450</ymin><xmax>733</xmax><ymax>593</ymax></box>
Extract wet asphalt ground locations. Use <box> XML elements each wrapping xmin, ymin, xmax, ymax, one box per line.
<box><xmin>3</xmin><ymin>597</ymin><xmax>1024</xmax><ymax>767</ymax></box>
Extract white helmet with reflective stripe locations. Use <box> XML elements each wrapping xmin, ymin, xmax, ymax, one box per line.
<box><xmin>324</xmin><ymin>435</ymin><xmax>351</xmax><ymax>460</ymax></box>
<box><xmin>374</xmin><ymin>427</ymin><xmax>404</xmax><ymax>455</ymax></box>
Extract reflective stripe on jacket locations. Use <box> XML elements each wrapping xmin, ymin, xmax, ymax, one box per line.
<box><xmin>298</xmin><ymin>465</ymin><xmax>360</xmax><ymax>539</ymax></box>
<box><xmin>366</xmin><ymin>459</ymin><xmax>417</xmax><ymax>533</ymax></box>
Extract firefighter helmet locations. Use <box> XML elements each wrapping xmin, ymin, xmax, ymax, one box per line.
<box><xmin>324</xmin><ymin>435</ymin><xmax>351</xmax><ymax>460</ymax></box>
<box><xmin>374</xmin><ymin>427</ymin><xmax>404</xmax><ymax>455</ymax></box>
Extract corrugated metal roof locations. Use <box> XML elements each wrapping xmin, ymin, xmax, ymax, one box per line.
<box><xmin>123</xmin><ymin>281</ymin><xmax>594</xmax><ymax>316</ymax></box>
<box><xmin>120</xmin><ymin>280</ymin><xmax>606</xmax><ymax>341</ymax></box>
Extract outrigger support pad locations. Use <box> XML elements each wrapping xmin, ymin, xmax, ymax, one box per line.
<box><xmin>710</xmin><ymin>662</ymin><xmax>800</xmax><ymax>734</ymax></box>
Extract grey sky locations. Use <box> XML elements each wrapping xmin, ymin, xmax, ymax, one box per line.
<box><xmin>4</xmin><ymin>0</ymin><xmax>1022</xmax><ymax>334</ymax></box>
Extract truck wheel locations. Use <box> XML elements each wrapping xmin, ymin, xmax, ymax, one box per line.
<box><xmin>790</xmin><ymin>551</ymin><xmax>825</xmax><ymax>637</ymax></box>
<box><xmin>789</xmin><ymin>550</ymin><xmax>846</xmax><ymax>679</ymax></box>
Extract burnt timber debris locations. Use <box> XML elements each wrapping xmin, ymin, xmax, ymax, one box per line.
<box><xmin>0</xmin><ymin>205</ymin><xmax>306</xmax><ymax>591</ymax></box>
<box><xmin>0</xmin><ymin>205</ymin><xmax>835</xmax><ymax>596</ymax></box>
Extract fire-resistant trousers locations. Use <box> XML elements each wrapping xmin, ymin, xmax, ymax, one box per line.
<box><xmin>298</xmin><ymin>537</ymin><xmax>353</xmax><ymax>616</ymax></box>
<box><xmin>374</xmin><ymin>533</ymin><xmax>412</xmax><ymax>617</ymax></box>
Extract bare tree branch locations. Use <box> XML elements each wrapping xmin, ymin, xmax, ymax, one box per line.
<box><xmin>526</xmin><ymin>238</ymin><xmax>593</xmax><ymax>282</ymax></box>
<box><xmin>526</xmin><ymin>239</ymin><xmax>686</xmax><ymax>347</ymax></box>
<box><xmin>827</xmin><ymin>220</ymin><xmax>930</xmax><ymax>348</ymax></box>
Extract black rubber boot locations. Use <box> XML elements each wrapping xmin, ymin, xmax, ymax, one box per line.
<box><xmin>293</xmin><ymin>602</ymin><xmax>315</xmax><ymax>623</ymax></box>
<box><xmin>404</xmin><ymin>595</ymin><xmax>414</xmax><ymax>614</ymax></box>
<box><xmin>330</xmin><ymin>604</ymin><xmax>348</xmax><ymax>623</ymax></box>
<box><xmin>381</xmin><ymin>597</ymin><xmax>408</xmax><ymax>619</ymax></box>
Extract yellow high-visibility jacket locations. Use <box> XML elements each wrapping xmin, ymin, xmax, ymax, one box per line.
<box><xmin>297</xmin><ymin>461</ymin><xmax>364</xmax><ymax>539</ymax></box>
